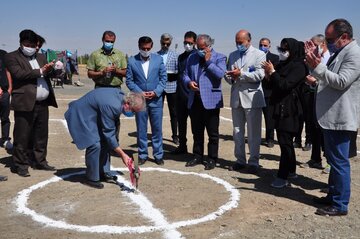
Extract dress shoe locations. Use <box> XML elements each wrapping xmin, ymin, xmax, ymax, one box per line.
<box><xmin>229</xmin><ymin>163</ymin><xmax>246</xmax><ymax>171</ymax></box>
<box><xmin>100</xmin><ymin>173</ymin><xmax>118</xmax><ymax>183</ymax></box>
<box><xmin>35</xmin><ymin>163</ymin><xmax>56</xmax><ymax>171</ymax></box>
<box><xmin>155</xmin><ymin>159</ymin><xmax>164</xmax><ymax>165</ymax></box>
<box><xmin>302</xmin><ymin>143</ymin><xmax>312</xmax><ymax>151</ymax></box>
<box><xmin>266</xmin><ymin>140</ymin><xmax>274</xmax><ymax>148</ymax></box>
<box><xmin>171</xmin><ymin>146</ymin><xmax>188</xmax><ymax>155</ymax></box>
<box><xmin>0</xmin><ymin>175</ymin><xmax>8</xmax><ymax>181</ymax></box>
<box><xmin>17</xmin><ymin>169</ymin><xmax>30</xmax><ymax>177</ymax></box>
<box><xmin>271</xmin><ymin>177</ymin><xmax>289</xmax><ymax>188</ymax></box>
<box><xmin>293</xmin><ymin>141</ymin><xmax>302</xmax><ymax>148</ymax></box>
<box><xmin>247</xmin><ymin>165</ymin><xmax>259</xmax><ymax>174</ymax></box>
<box><xmin>172</xmin><ymin>136</ymin><xmax>180</xmax><ymax>145</ymax></box>
<box><xmin>204</xmin><ymin>158</ymin><xmax>215</xmax><ymax>170</ymax></box>
<box><xmin>313</xmin><ymin>196</ymin><xmax>332</xmax><ymax>205</ymax></box>
<box><xmin>84</xmin><ymin>180</ymin><xmax>104</xmax><ymax>189</ymax></box>
<box><xmin>138</xmin><ymin>158</ymin><xmax>147</xmax><ymax>165</ymax></box>
<box><xmin>315</xmin><ymin>206</ymin><xmax>347</xmax><ymax>216</ymax></box>
<box><xmin>185</xmin><ymin>157</ymin><xmax>202</xmax><ymax>167</ymax></box>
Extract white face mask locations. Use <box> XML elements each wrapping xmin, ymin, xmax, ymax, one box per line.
<box><xmin>318</xmin><ymin>45</ymin><xmax>323</xmax><ymax>56</ymax></box>
<box><xmin>279</xmin><ymin>51</ymin><xmax>290</xmax><ymax>61</ymax></box>
<box><xmin>22</xmin><ymin>46</ymin><xmax>36</xmax><ymax>57</ymax></box>
<box><xmin>139</xmin><ymin>49</ymin><xmax>151</xmax><ymax>58</ymax></box>
<box><xmin>184</xmin><ymin>43</ymin><xmax>194</xmax><ymax>52</ymax></box>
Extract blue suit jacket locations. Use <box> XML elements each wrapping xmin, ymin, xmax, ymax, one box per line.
<box><xmin>183</xmin><ymin>49</ymin><xmax>226</xmax><ymax>109</ymax></box>
<box><xmin>126</xmin><ymin>53</ymin><xmax>167</xmax><ymax>108</ymax></box>
<box><xmin>64</xmin><ymin>88</ymin><xmax>124</xmax><ymax>150</ymax></box>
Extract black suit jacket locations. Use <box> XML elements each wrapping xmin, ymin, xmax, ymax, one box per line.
<box><xmin>4</xmin><ymin>49</ymin><xmax>57</xmax><ymax>111</ymax></box>
<box><xmin>262</xmin><ymin>51</ymin><xmax>279</xmax><ymax>98</ymax></box>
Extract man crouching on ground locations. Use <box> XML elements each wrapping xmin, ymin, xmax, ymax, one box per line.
<box><xmin>65</xmin><ymin>89</ymin><xmax>145</xmax><ymax>189</ymax></box>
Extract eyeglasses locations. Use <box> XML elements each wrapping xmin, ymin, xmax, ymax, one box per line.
<box><xmin>183</xmin><ymin>41</ymin><xmax>194</xmax><ymax>45</ymax></box>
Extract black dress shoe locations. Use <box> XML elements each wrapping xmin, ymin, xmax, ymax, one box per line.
<box><xmin>266</xmin><ymin>140</ymin><xmax>275</xmax><ymax>148</ymax></box>
<box><xmin>138</xmin><ymin>158</ymin><xmax>147</xmax><ymax>165</ymax></box>
<box><xmin>172</xmin><ymin>136</ymin><xmax>180</xmax><ymax>145</ymax></box>
<box><xmin>185</xmin><ymin>157</ymin><xmax>202</xmax><ymax>167</ymax></box>
<box><xmin>155</xmin><ymin>159</ymin><xmax>164</xmax><ymax>165</ymax></box>
<box><xmin>84</xmin><ymin>180</ymin><xmax>104</xmax><ymax>189</ymax></box>
<box><xmin>35</xmin><ymin>163</ymin><xmax>56</xmax><ymax>171</ymax></box>
<box><xmin>302</xmin><ymin>143</ymin><xmax>312</xmax><ymax>151</ymax></box>
<box><xmin>100</xmin><ymin>173</ymin><xmax>118</xmax><ymax>182</ymax></box>
<box><xmin>315</xmin><ymin>206</ymin><xmax>347</xmax><ymax>216</ymax></box>
<box><xmin>313</xmin><ymin>196</ymin><xmax>332</xmax><ymax>205</ymax></box>
<box><xmin>204</xmin><ymin>159</ymin><xmax>215</xmax><ymax>170</ymax></box>
<box><xmin>17</xmin><ymin>169</ymin><xmax>30</xmax><ymax>177</ymax></box>
<box><xmin>171</xmin><ymin>146</ymin><xmax>188</xmax><ymax>155</ymax></box>
<box><xmin>229</xmin><ymin>163</ymin><xmax>246</xmax><ymax>171</ymax></box>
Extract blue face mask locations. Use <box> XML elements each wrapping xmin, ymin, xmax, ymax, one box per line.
<box><xmin>259</xmin><ymin>46</ymin><xmax>269</xmax><ymax>53</ymax></box>
<box><xmin>122</xmin><ymin>109</ymin><xmax>135</xmax><ymax>117</ymax></box>
<box><xmin>103</xmin><ymin>42</ymin><xmax>114</xmax><ymax>51</ymax></box>
<box><xmin>197</xmin><ymin>49</ymin><xmax>205</xmax><ymax>58</ymax></box>
<box><xmin>237</xmin><ymin>44</ymin><xmax>247</xmax><ymax>54</ymax></box>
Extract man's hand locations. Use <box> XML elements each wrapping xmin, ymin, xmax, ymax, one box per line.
<box><xmin>204</xmin><ymin>47</ymin><xmax>212</xmax><ymax>61</ymax></box>
<box><xmin>102</xmin><ymin>65</ymin><xmax>116</xmax><ymax>76</ymax></box>
<box><xmin>143</xmin><ymin>91</ymin><xmax>156</xmax><ymax>99</ymax></box>
<box><xmin>305</xmin><ymin>51</ymin><xmax>321</xmax><ymax>69</ymax></box>
<box><xmin>188</xmin><ymin>81</ymin><xmax>200</xmax><ymax>91</ymax></box>
<box><xmin>41</xmin><ymin>61</ymin><xmax>55</xmax><ymax>74</ymax></box>
<box><xmin>261</xmin><ymin>60</ymin><xmax>275</xmax><ymax>79</ymax></box>
<box><xmin>306</xmin><ymin>75</ymin><xmax>317</xmax><ymax>86</ymax></box>
<box><xmin>226</xmin><ymin>67</ymin><xmax>241</xmax><ymax>80</ymax></box>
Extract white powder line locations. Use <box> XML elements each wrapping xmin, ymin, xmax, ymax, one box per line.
<box><xmin>115</xmin><ymin>174</ymin><xmax>183</xmax><ymax>239</ymax></box>
<box><xmin>14</xmin><ymin>168</ymin><xmax>240</xmax><ymax>236</ymax></box>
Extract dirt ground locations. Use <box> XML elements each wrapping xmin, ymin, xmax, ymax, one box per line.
<box><xmin>0</xmin><ymin>66</ymin><xmax>359</xmax><ymax>239</ymax></box>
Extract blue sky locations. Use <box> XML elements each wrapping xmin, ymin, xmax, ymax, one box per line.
<box><xmin>1</xmin><ymin>0</ymin><xmax>359</xmax><ymax>57</ymax></box>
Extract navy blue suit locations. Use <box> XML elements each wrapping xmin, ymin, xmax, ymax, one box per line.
<box><xmin>126</xmin><ymin>53</ymin><xmax>167</xmax><ymax>161</ymax></box>
<box><xmin>65</xmin><ymin>88</ymin><xmax>125</xmax><ymax>181</ymax></box>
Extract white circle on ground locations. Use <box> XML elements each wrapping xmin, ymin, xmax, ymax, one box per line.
<box><xmin>15</xmin><ymin>167</ymin><xmax>240</xmax><ymax>234</ymax></box>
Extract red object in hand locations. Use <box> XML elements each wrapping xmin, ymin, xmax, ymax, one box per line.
<box><xmin>127</xmin><ymin>157</ymin><xmax>140</xmax><ymax>188</ymax></box>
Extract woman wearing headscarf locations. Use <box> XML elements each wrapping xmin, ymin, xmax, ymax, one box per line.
<box><xmin>262</xmin><ymin>38</ymin><xmax>307</xmax><ymax>188</ymax></box>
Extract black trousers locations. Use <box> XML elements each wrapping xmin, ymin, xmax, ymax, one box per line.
<box><xmin>262</xmin><ymin>96</ymin><xmax>274</xmax><ymax>141</ymax></box>
<box><xmin>349</xmin><ymin>131</ymin><xmax>358</xmax><ymax>158</ymax></box>
<box><xmin>13</xmin><ymin>103</ymin><xmax>49</xmax><ymax>170</ymax></box>
<box><xmin>176</xmin><ymin>93</ymin><xmax>189</xmax><ymax>148</ymax></box>
<box><xmin>0</xmin><ymin>91</ymin><xmax>11</xmax><ymax>145</ymax></box>
<box><xmin>295</xmin><ymin>89</ymin><xmax>314</xmax><ymax>145</ymax></box>
<box><xmin>189</xmin><ymin>94</ymin><xmax>220</xmax><ymax>159</ymax></box>
<box><xmin>163</xmin><ymin>92</ymin><xmax>178</xmax><ymax>139</ymax></box>
<box><xmin>277</xmin><ymin>130</ymin><xmax>296</xmax><ymax>179</ymax></box>
<box><xmin>310</xmin><ymin>123</ymin><xmax>324</xmax><ymax>163</ymax></box>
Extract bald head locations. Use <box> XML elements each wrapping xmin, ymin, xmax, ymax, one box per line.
<box><xmin>235</xmin><ymin>30</ymin><xmax>251</xmax><ymax>48</ymax></box>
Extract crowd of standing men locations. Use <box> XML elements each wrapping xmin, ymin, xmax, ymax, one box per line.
<box><xmin>0</xmin><ymin>18</ymin><xmax>359</xmax><ymax>217</ymax></box>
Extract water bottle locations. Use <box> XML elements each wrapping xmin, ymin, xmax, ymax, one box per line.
<box><xmin>106</xmin><ymin>61</ymin><xmax>112</xmax><ymax>78</ymax></box>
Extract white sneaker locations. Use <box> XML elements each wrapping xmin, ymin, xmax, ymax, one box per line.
<box><xmin>3</xmin><ymin>140</ymin><xmax>13</xmax><ymax>150</ymax></box>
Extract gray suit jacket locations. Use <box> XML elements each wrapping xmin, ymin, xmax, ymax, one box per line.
<box><xmin>313</xmin><ymin>40</ymin><xmax>360</xmax><ymax>131</ymax></box>
<box><xmin>226</xmin><ymin>45</ymin><xmax>266</xmax><ymax>109</ymax></box>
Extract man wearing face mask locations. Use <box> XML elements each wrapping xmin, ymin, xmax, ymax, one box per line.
<box><xmin>4</xmin><ymin>29</ymin><xmax>58</xmax><ymax>177</ymax></box>
<box><xmin>305</xmin><ymin>19</ymin><xmax>360</xmax><ymax>216</ymax></box>
<box><xmin>65</xmin><ymin>90</ymin><xmax>145</xmax><ymax>189</ymax></box>
<box><xmin>87</xmin><ymin>31</ymin><xmax>127</xmax><ymax>88</ymax></box>
<box><xmin>157</xmin><ymin>33</ymin><xmax>179</xmax><ymax>145</ymax></box>
<box><xmin>183</xmin><ymin>34</ymin><xmax>226</xmax><ymax>170</ymax></box>
<box><xmin>172</xmin><ymin>31</ymin><xmax>197</xmax><ymax>155</ymax></box>
<box><xmin>225</xmin><ymin>30</ymin><xmax>266</xmax><ymax>174</ymax></box>
<box><xmin>259</xmin><ymin>37</ymin><xmax>279</xmax><ymax>148</ymax></box>
<box><xmin>126</xmin><ymin>36</ymin><xmax>167</xmax><ymax>166</ymax></box>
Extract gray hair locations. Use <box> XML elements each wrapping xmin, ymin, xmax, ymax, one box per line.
<box><xmin>161</xmin><ymin>33</ymin><xmax>173</xmax><ymax>41</ymax></box>
<box><xmin>197</xmin><ymin>34</ymin><xmax>214</xmax><ymax>47</ymax></box>
<box><xmin>125</xmin><ymin>92</ymin><xmax>146</xmax><ymax>112</ymax></box>
<box><xmin>311</xmin><ymin>34</ymin><xmax>325</xmax><ymax>43</ymax></box>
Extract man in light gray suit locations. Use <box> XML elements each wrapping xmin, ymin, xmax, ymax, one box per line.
<box><xmin>305</xmin><ymin>19</ymin><xmax>360</xmax><ymax>216</ymax></box>
<box><xmin>225</xmin><ymin>30</ymin><xmax>266</xmax><ymax>174</ymax></box>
